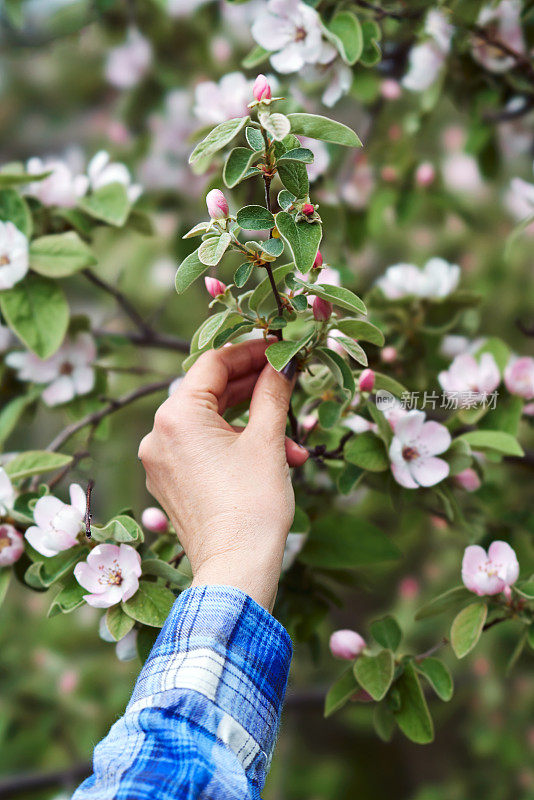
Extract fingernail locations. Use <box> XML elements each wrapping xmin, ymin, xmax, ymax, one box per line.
<box><xmin>281</xmin><ymin>358</ymin><xmax>296</xmax><ymax>381</ymax></box>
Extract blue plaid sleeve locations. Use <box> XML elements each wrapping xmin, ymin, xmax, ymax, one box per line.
<box><xmin>73</xmin><ymin>585</ymin><xmax>293</xmax><ymax>800</ymax></box>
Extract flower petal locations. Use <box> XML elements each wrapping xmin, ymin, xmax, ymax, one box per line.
<box><xmin>488</xmin><ymin>540</ymin><xmax>519</xmax><ymax>586</ymax></box>
<box><xmin>409</xmin><ymin>455</ymin><xmax>449</xmax><ymax>487</ymax></box>
<box><xmin>393</xmin><ymin>410</ymin><xmax>426</xmax><ymax>444</ymax></box>
<box><xmin>415</xmin><ymin>421</ymin><xmax>451</xmax><ymax>456</ymax></box>
<box><xmin>391</xmin><ymin>459</ymin><xmax>418</xmax><ymax>489</ymax></box>
<box><xmin>74</xmin><ymin>562</ymin><xmax>103</xmax><ymax>593</ymax></box>
<box><xmin>33</xmin><ymin>496</ymin><xmax>65</xmax><ymax>530</ymax></box>
<box><xmin>25</xmin><ymin>526</ymin><xmax>59</xmax><ymax>558</ymax></box>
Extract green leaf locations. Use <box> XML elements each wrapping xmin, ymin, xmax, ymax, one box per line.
<box><xmin>515</xmin><ymin>580</ymin><xmax>534</xmax><ymax>599</ymax></box>
<box><xmin>198</xmin><ymin>232</ymin><xmax>232</xmax><ymax>266</ymax></box>
<box><xmin>189</xmin><ymin>117</ymin><xmax>249</xmax><ymax>166</ymax></box>
<box><xmin>223</xmin><ymin>147</ymin><xmax>259</xmax><ymax>188</ymax></box>
<box><xmin>0</xmin><ymin>391</ymin><xmax>39</xmax><ymax>448</ymax></box>
<box><xmin>259</xmin><ymin>111</ymin><xmax>291</xmax><ymax>142</ymax></box>
<box><xmin>300</xmin><ymin>513</ymin><xmax>400</xmax><ymax>568</ymax></box>
<box><xmin>415</xmin><ymin>586</ymin><xmax>473</xmax><ymax>620</ymax></box>
<box><xmin>4</xmin><ymin>450</ymin><xmax>72</xmax><ymax>480</ymax></box>
<box><xmin>337</xmin><ymin>463</ymin><xmax>363</xmax><ymax>494</ymax></box>
<box><xmin>456</xmin><ymin>430</ymin><xmax>524</xmax><ymax>457</ymax></box>
<box><xmin>0</xmin><ymin>569</ymin><xmax>11</xmax><ymax>608</ymax></box>
<box><xmin>141</xmin><ymin>558</ymin><xmax>191</xmax><ymax>589</ymax></box>
<box><xmin>370</xmin><ymin>616</ymin><xmax>402</xmax><ymax>651</ymax></box>
<box><xmin>354</xmin><ymin>650</ymin><xmax>394</xmax><ymax>701</ymax></box>
<box><xmin>29</xmin><ymin>232</ymin><xmax>97</xmax><ymax>277</ymax></box>
<box><xmin>324</xmin><ymin>667</ymin><xmax>359</xmax><ymax>717</ymax></box>
<box><xmin>26</xmin><ymin>547</ymin><xmax>88</xmax><ymax>589</ymax></box>
<box><xmin>48</xmin><ymin>576</ymin><xmax>86</xmax><ymax>617</ymax></box>
<box><xmin>315</xmin><ymin>346</ymin><xmax>356</xmax><ymax>398</ymax></box>
<box><xmin>287</xmin><ymin>113</ymin><xmax>362</xmax><ymax>148</ymax></box>
<box><xmin>318</xmin><ymin>400</ymin><xmax>341</xmax><ymax>429</ymax></box>
<box><xmin>136</xmin><ymin>626</ymin><xmax>159</xmax><ymax>664</ymax></box>
<box><xmin>306</xmin><ymin>283</ymin><xmax>367</xmax><ymax>314</ymax></box>
<box><xmin>373</xmin><ymin>372</ymin><xmax>407</xmax><ymax>398</ymax></box>
<box><xmin>275</xmin><ymin>211</ymin><xmax>322</xmax><ymax>273</ymax></box>
<box><xmin>344</xmin><ymin>431</ymin><xmax>389</xmax><ymax>472</ymax></box>
<box><xmin>278</xmin><ymin>189</ymin><xmax>296</xmax><ymax>211</ymax></box>
<box><xmin>175</xmin><ymin>249</ymin><xmax>209</xmax><ymax>293</ymax></box>
<box><xmin>451</xmin><ymin>601</ymin><xmax>488</xmax><ymax>659</ymax></box>
<box><xmin>373</xmin><ymin>702</ymin><xmax>395</xmax><ymax>742</ymax></box>
<box><xmin>260</xmin><ymin>238</ymin><xmax>284</xmax><ymax>258</ymax></box>
<box><xmin>0</xmin><ymin>169</ymin><xmax>51</xmax><ymax>188</ymax></box>
<box><xmin>91</xmin><ymin>515</ymin><xmax>144</xmax><ymax>544</ymax></box>
<box><xmin>475</xmin><ymin>337</ymin><xmax>510</xmax><ymax>374</ymax></box>
<box><xmin>0</xmin><ymin>273</ymin><xmax>69</xmax><ymax>358</ymax></box>
<box><xmin>234</xmin><ymin>262</ymin><xmax>254</xmax><ymax>288</ymax></box>
<box><xmin>335</xmin><ymin>318</ymin><xmax>384</xmax><ymax>346</ymax></box>
<box><xmin>416</xmin><ymin>658</ymin><xmax>453</xmax><ymax>701</ymax></box>
<box><xmin>106</xmin><ymin>604</ymin><xmax>135</xmax><ymax>641</ymax></box>
<box><xmin>332</xmin><ymin>335</ymin><xmax>368</xmax><ymax>366</ymax></box>
<box><xmin>242</xmin><ymin>44</ymin><xmax>270</xmax><ymax>69</ymax></box>
<box><xmin>198</xmin><ymin>310</ymin><xmax>229</xmax><ymax>349</ymax></box>
<box><xmin>290</xmin><ymin>294</ymin><xmax>308</xmax><ymax>312</ymax></box>
<box><xmin>360</xmin><ymin>19</ymin><xmax>382</xmax><ymax>67</ymax></box>
<box><xmin>0</xmin><ymin>189</ymin><xmax>32</xmax><ymax>237</ymax></box>
<box><xmin>249</xmin><ymin>262</ymin><xmax>294</xmax><ymax>312</ymax></box>
<box><xmin>122</xmin><ymin>581</ymin><xmax>176</xmax><ymax>627</ymax></box>
<box><xmin>325</xmin><ymin>11</ymin><xmax>363</xmax><ymax>65</ymax></box>
<box><xmin>393</xmin><ymin>661</ymin><xmax>434</xmax><ymax>744</ymax></box>
<box><xmin>277</xmin><ymin>161</ymin><xmax>309</xmax><ymax>199</ymax></box>
<box><xmin>245</xmin><ymin>126</ymin><xmax>264</xmax><ymax>151</ymax></box>
<box><xmin>213</xmin><ymin>321</ymin><xmax>254</xmax><ymax>348</ymax></box>
<box><xmin>278</xmin><ymin>147</ymin><xmax>314</xmax><ymax>164</ymax></box>
<box><xmin>237</xmin><ymin>205</ymin><xmax>274</xmax><ymax>230</ymax></box>
<box><xmin>266</xmin><ymin>332</ymin><xmax>314</xmax><ymax>371</ymax></box>
<box><xmin>78</xmin><ymin>182</ymin><xmax>131</xmax><ymax>227</ymax></box>
<box><xmin>183</xmin><ymin>221</ymin><xmax>210</xmax><ymax>239</ymax></box>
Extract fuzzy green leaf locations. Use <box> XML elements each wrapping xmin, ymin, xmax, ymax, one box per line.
<box><xmin>223</xmin><ymin>147</ymin><xmax>260</xmax><ymax>188</ymax></box>
<box><xmin>122</xmin><ymin>581</ymin><xmax>176</xmax><ymax>628</ymax></box>
<box><xmin>393</xmin><ymin>661</ymin><xmax>434</xmax><ymax>744</ymax></box>
<box><xmin>275</xmin><ymin>211</ymin><xmax>322</xmax><ymax>273</ymax></box>
<box><xmin>0</xmin><ymin>273</ymin><xmax>69</xmax><ymax>358</ymax></box>
<box><xmin>451</xmin><ymin>602</ymin><xmax>487</xmax><ymax>659</ymax></box>
<box><xmin>4</xmin><ymin>450</ymin><xmax>72</xmax><ymax>480</ymax></box>
<box><xmin>370</xmin><ymin>616</ymin><xmax>402</xmax><ymax>651</ymax></box>
<box><xmin>175</xmin><ymin>249</ymin><xmax>209</xmax><ymax>293</ymax></box>
<box><xmin>354</xmin><ymin>650</ymin><xmax>394</xmax><ymax>701</ymax></box>
<box><xmin>324</xmin><ymin>667</ymin><xmax>359</xmax><ymax>717</ymax></box>
<box><xmin>198</xmin><ymin>232</ymin><xmax>232</xmax><ymax>266</ymax></box>
<box><xmin>287</xmin><ymin>113</ymin><xmax>362</xmax><ymax>147</ymax></box>
<box><xmin>78</xmin><ymin>182</ymin><xmax>131</xmax><ymax>227</ymax></box>
<box><xmin>325</xmin><ymin>11</ymin><xmax>363</xmax><ymax>65</ymax></box>
<box><xmin>30</xmin><ymin>232</ymin><xmax>97</xmax><ymax>277</ymax></box>
<box><xmin>416</xmin><ymin>658</ymin><xmax>453</xmax><ymax>701</ymax></box>
<box><xmin>237</xmin><ymin>205</ymin><xmax>275</xmax><ymax>230</ymax></box>
<box><xmin>189</xmin><ymin>116</ymin><xmax>249</xmax><ymax>165</ymax></box>
<box><xmin>344</xmin><ymin>431</ymin><xmax>389</xmax><ymax>471</ymax></box>
<box><xmin>266</xmin><ymin>332</ymin><xmax>314</xmax><ymax>371</ymax></box>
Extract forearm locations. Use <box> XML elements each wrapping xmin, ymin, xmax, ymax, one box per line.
<box><xmin>73</xmin><ymin>586</ymin><xmax>292</xmax><ymax>800</ymax></box>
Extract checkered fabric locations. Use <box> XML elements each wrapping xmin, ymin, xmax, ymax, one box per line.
<box><xmin>73</xmin><ymin>585</ymin><xmax>293</xmax><ymax>799</ymax></box>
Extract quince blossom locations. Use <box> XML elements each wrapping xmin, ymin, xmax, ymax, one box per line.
<box><xmin>0</xmin><ymin>221</ymin><xmax>29</xmax><ymax>291</ymax></box>
<box><xmin>504</xmin><ymin>356</ymin><xmax>534</xmax><ymax>400</ymax></box>
<box><xmin>403</xmin><ymin>9</ymin><xmax>453</xmax><ymax>92</ymax></box>
<box><xmin>462</xmin><ymin>540</ymin><xmax>519</xmax><ymax>597</ymax></box>
<box><xmin>472</xmin><ymin>0</ymin><xmax>524</xmax><ymax>73</ymax></box>
<box><xmin>0</xmin><ymin>469</ymin><xmax>15</xmax><ymax>516</ymax></box>
<box><xmin>438</xmin><ymin>352</ymin><xmax>500</xmax><ymax>405</ymax></box>
<box><xmin>0</xmin><ymin>524</ymin><xmax>24</xmax><ymax>566</ymax></box>
<box><xmin>194</xmin><ymin>72</ymin><xmax>252</xmax><ymax>125</ymax></box>
<box><xmin>376</xmin><ymin>258</ymin><xmax>460</xmax><ymax>300</ymax></box>
<box><xmin>87</xmin><ymin>151</ymin><xmax>142</xmax><ymax>204</ymax></box>
<box><xmin>6</xmin><ymin>332</ymin><xmax>96</xmax><ymax>407</ymax></box>
<box><xmin>105</xmin><ymin>28</ymin><xmax>152</xmax><ymax>90</ymax></box>
<box><xmin>25</xmin><ymin>156</ymin><xmax>89</xmax><ymax>208</ymax></box>
<box><xmin>389</xmin><ymin>410</ymin><xmax>451</xmax><ymax>489</ymax></box>
<box><xmin>329</xmin><ymin>629</ymin><xmax>366</xmax><ymax>660</ymax></box>
<box><xmin>252</xmin><ymin>0</ymin><xmax>336</xmax><ymax>75</ymax></box>
<box><xmin>74</xmin><ymin>543</ymin><xmax>142</xmax><ymax>608</ymax></box>
<box><xmin>25</xmin><ymin>484</ymin><xmax>86</xmax><ymax>557</ymax></box>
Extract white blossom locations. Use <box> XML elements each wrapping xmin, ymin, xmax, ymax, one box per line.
<box><xmin>87</xmin><ymin>151</ymin><xmax>142</xmax><ymax>204</ymax></box>
<box><xmin>0</xmin><ymin>221</ymin><xmax>29</xmax><ymax>291</ymax></box>
<box><xmin>24</xmin><ymin>156</ymin><xmax>88</xmax><ymax>208</ymax></box>
<box><xmin>105</xmin><ymin>27</ymin><xmax>152</xmax><ymax>90</ymax></box>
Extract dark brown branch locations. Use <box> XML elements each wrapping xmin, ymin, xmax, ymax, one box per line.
<box><xmin>46</xmin><ymin>379</ymin><xmax>172</xmax><ymax>453</ymax></box>
<box><xmin>83</xmin><ymin>269</ymin><xmax>152</xmax><ymax>336</ymax></box>
<box><xmin>308</xmin><ymin>431</ymin><xmax>354</xmax><ymax>461</ymax></box>
<box><xmin>351</xmin><ymin>0</ymin><xmax>425</xmax><ymax>21</ymax></box>
<box><xmin>0</xmin><ymin>763</ymin><xmax>90</xmax><ymax>798</ymax></box>
<box><xmin>94</xmin><ymin>328</ymin><xmax>190</xmax><ymax>354</ymax></box>
<box><xmin>471</xmin><ymin>24</ymin><xmax>534</xmax><ymax>84</ymax></box>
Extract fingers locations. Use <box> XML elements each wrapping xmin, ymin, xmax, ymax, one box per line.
<box><xmin>231</xmin><ymin>425</ymin><xmax>309</xmax><ymax>467</ymax></box>
<box><xmin>218</xmin><ymin>370</ymin><xmax>262</xmax><ymax>413</ymax></box>
<box><xmin>247</xmin><ymin>359</ymin><xmax>296</xmax><ymax>443</ymax></box>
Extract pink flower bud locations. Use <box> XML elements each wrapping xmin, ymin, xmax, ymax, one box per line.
<box><xmin>204</xmin><ymin>277</ymin><xmax>227</xmax><ymax>298</ymax></box>
<box><xmin>301</xmin><ymin>203</ymin><xmax>314</xmax><ymax>216</ymax></box>
<box><xmin>381</xmin><ymin>346</ymin><xmax>397</xmax><ymax>363</ymax></box>
<box><xmin>381</xmin><ymin>166</ymin><xmax>397</xmax><ymax>183</ymax></box>
<box><xmin>399</xmin><ymin>576</ymin><xmax>420</xmax><ymax>600</ymax></box>
<box><xmin>141</xmin><ymin>506</ymin><xmax>169</xmax><ymax>533</ymax></box>
<box><xmin>0</xmin><ymin>524</ymin><xmax>24</xmax><ymax>566</ymax></box>
<box><xmin>312</xmin><ymin>250</ymin><xmax>323</xmax><ymax>269</ymax></box>
<box><xmin>454</xmin><ymin>468</ymin><xmax>481</xmax><ymax>492</ymax></box>
<box><xmin>253</xmin><ymin>74</ymin><xmax>271</xmax><ymax>102</ymax></box>
<box><xmin>58</xmin><ymin>668</ymin><xmax>79</xmax><ymax>695</ymax></box>
<box><xmin>359</xmin><ymin>368</ymin><xmax>375</xmax><ymax>392</ymax></box>
<box><xmin>416</xmin><ymin>162</ymin><xmax>436</xmax><ymax>187</ymax></box>
<box><xmin>301</xmin><ymin>414</ymin><xmax>318</xmax><ymax>432</ymax></box>
<box><xmin>329</xmin><ymin>629</ymin><xmax>366</xmax><ymax>660</ymax></box>
<box><xmin>312</xmin><ymin>296</ymin><xmax>332</xmax><ymax>321</ymax></box>
<box><xmin>380</xmin><ymin>79</ymin><xmax>402</xmax><ymax>100</ymax></box>
<box><xmin>206</xmin><ymin>189</ymin><xmax>229</xmax><ymax>220</ymax></box>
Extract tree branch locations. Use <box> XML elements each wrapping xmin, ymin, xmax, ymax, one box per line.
<box><xmin>94</xmin><ymin>328</ymin><xmax>190</xmax><ymax>353</ymax></box>
<box><xmin>351</xmin><ymin>0</ymin><xmax>425</xmax><ymax>21</ymax></box>
<box><xmin>83</xmin><ymin>269</ymin><xmax>152</xmax><ymax>336</ymax></box>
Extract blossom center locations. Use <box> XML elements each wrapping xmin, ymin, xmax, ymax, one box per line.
<box><xmin>0</xmin><ymin>254</ymin><xmax>10</xmax><ymax>267</ymax></box>
<box><xmin>0</xmin><ymin>527</ymin><xmax>10</xmax><ymax>552</ymax></box>
<box><xmin>59</xmin><ymin>360</ymin><xmax>74</xmax><ymax>376</ymax></box>
<box><xmin>402</xmin><ymin>445</ymin><xmax>419</xmax><ymax>461</ymax></box>
<box><xmin>295</xmin><ymin>26</ymin><xmax>307</xmax><ymax>42</ymax></box>
<box><xmin>98</xmin><ymin>560</ymin><xmax>123</xmax><ymax>586</ymax></box>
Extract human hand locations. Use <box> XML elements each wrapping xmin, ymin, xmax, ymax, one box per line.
<box><xmin>138</xmin><ymin>339</ymin><xmax>308</xmax><ymax>611</ymax></box>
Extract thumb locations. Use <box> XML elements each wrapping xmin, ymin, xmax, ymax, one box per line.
<box><xmin>247</xmin><ymin>358</ymin><xmax>296</xmax><ymax>443</ymax></box>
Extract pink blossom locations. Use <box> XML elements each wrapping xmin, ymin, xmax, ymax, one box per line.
<box><xmin>141</xmin><ymin>507</ymin><xmax>169</xmax><ymax>533</ymax></box>
<box><xmin>116</xmin><ymin>628</ymin><xmax>138</xmax><ymax>661</ymax></box>
<box><xmin>312</xmin><ymin>296</ymin><xmax>332</xmax><ymax>321</ymax></box>
<box><xmin>399</xmin><ymin>576</ymin><xmax>420</xmax><ymax>600</ymax></box>
<box><xmin>341</xmin><ymin>156</ymin><xmax>375</xmax><ymax>210</ymax></box>
<box><xmin>0</xmin><ymin>469</ymin><xmax>15</xmax><ymax>516</ymax></box>
<box><xmin>57</xmin><ymin>668</ymin><xmax>79</xmax><ymax>695</ymax></box>
<box><xmin>205</xmin><ymin>277</ymin><xmax>227</xmax><ymax>298</ymax></box>
<box><xmin>253</xmin><ymin>74</ymin><xmax>272</xmax><ymax>102</ymax></box>
<box><xmin>0</xmin><ymin>221</ymin><xmax>29</xmax><ymax>290</ymax></box>
<box><xmin>74</xmin><ymin>543</ymin><xmax>142</xmax><ymax>608</ymax></box>
<box><xmin>6</xmin><ymin>332</ymin><xmax>96</xmax><ymax>407</ymax></box>
<box><xmin>25</xmin><ymin>484</ymin><xmax>86</xmax><ymax>557</ymax></box>
<box><xmin>389</xmin><ymin>410</ymin><xmax>451</xmax><ymax>489</ymax></box>
<box><xmin>344</xmin><ymin>415</ymin><xmax>378</xmax><ymax>435</ymax></box>
<box><xmin>206</xmin><ymin>189</ymin><xmax>229</xmax><ymax>220</ymax></box>
<box><xmin>312</xmin><ymin>250</ymin><xmax>323</xmax><ymax>269</ymax></box>
<box><xmin>0</xmin><ymin>524</ymin><xmax>24</xmax><ymax>566</ymax></box>
<box><xmin>299</xmin><ymin>137</ymin><xmax>329</xmax><ymax>182</ymax></box>
<box><xmin>472</xmin><ymin>0</ymin><xmax>524</xmax><ymax>73</ymax></box>
<box><xmin>105</xmin><ymin>28</ymin><xmax>152</xmax><ymax>90</ymax></box>
<box><xmin>402</xmin><ymin>10</ymin><xmax>453</xmax><ymax>92</ymax></box>
<box><xmin>0</xmin><ymin>323</ymin><xmax>11</xmax><ymax>352</ymax></box>
<box><xmin>329</xmin><ymin>629</ymin><xmax>366</xmax><ymax>660</ymax></box>
<box><xmin>442</xmin><ymin>153</ymin><xmax>483</xmax><ymax>195</ymax></box>
<box><xmin>523</xmin><ymin>402</ymin><xmax>534</xmax><ymax>417</ymax></box>
<box><xmin>87</xmin><ymin>150</ymin><xmax>142</xmax><ymax>204</ymax></box>
<box><xmin>504</xmin><ymin>356</ymin><xmax>534</xmax><ymax>400</ymax></box>
<box><xmin>381</xmin><ymin>346</ymin><xmax>397</xmax><ymax>363</ymax></box>
<box><xmin>377</xmin><ymin>258</ymin><xmax>460</xmax><ymax>300</ymax></box>
<box><xmin>455</xmin><ymin>468</ymin><xmax>481</xmax><ymax>492</ymax></box>
<box><xmin>381</xmin><ymin>79</ymin><xmax>402</xmax><ymax>100</ymax></box>
<box><xmin>359</xmin><ymin>369</ymin><xmax>375</xmax><ymax>393</ymax></box>
<box><xmin>381</xmin><ymin>166</ymin><xmax>398</xmax><ymax>183</ymax></box>
<box><xmin>416</xmin><ymin>162</ymin><xmax>436</xmax><ymax>187</ymax></box>
<box><xmin>301</xmin><ymin>413</ymin><xmax>318</xmax><ymax>432</ymax></box>
<box><xmin>25</xmin><ymin>157</ymin><xmax>88</xmax><ymax>208</ymax></box>
<box><xmin>462</xmin><ymin>540</ymin><xmax>519</xmax><ymax>596</ymax></box>
<box><xmin>194</xmin><ymin>72</ymin><xmax>252</xmax><ymax>125</ymax></box>
<box><xmin>438</xmin><ymin>352</ymin><xmax>500</xmax><ymax>406</ymax></box>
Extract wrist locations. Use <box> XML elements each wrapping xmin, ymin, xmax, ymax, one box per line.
<box><xmin>191</xmin><ymin>555</ymin><xmax>283</xmax><ymax>612</ymax></box>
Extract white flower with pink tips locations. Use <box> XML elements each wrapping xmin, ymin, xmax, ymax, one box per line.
<box><xmin>74</xmin><ymin>544</ymin><xmax>142</xmax><ymax>608</ymax></box>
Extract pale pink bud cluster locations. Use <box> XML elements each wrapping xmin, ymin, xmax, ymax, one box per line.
<box><xmin>141</xmin><ymin>506</ymin><xmax>169</xmax><ymax>533</ymax></box>
<box><xmin>205</xmin><ymin>277</ymin><xmax>227</xmax><ymax>298</ymax></box>
<box><xmin>253</xmin><ymin>74</ymin><xmax>272</xmax><ymax>102</ymax></box>
<box><xmin>359</xmin><ymin>368</ymin><xmax>375</xmax><ymax>392</ymax></box>
<box><xmin>416</xmin><ymin>162</ymin><xmax>436</xmax><ymax>187</ymax></box>
<box><xmin>380</xmin><ymin>79</ymin><xmax>402</xmax><ymax>100</ymax></box>
<box><xmin>454</xmin><ymin>468</ymin><xmax>481</xmax><ymax>492</ymax></box>
<box><xmin>206</xmin><ymin>189</ymin><xmax>229</xmax><ymax>220</ymax></box>
<box><xmin>381</xmin><ymin>346</ymin><xmax>397</xmax><ymax>363</ymax></box>
<box><xmin>329</xmin><ymin>629</ymin><xmax>366</xmax><ymax>660</ymax></box>
<box><xmin>462</xmin><ymin>540</ymin><xmax>519</xmax><ymax>598</ymax></box>
<box><xmin>312</xmin><ymin>296</ymin><xmax>332</xmax><ymax>321</ymax></box>
<box><xmin>312</xmin><ymin>250</ymin><xmax>323</xmax><ymax>269</ymax></box>
<box><xmin>0</xmin><ymin>524</ymin><xmax>24</xmax><ymax>566</ymax></box>
<box><xmin>504</xmin><ymin>356</ymin><xmax>534</xmax><ymax>400</ymax></box>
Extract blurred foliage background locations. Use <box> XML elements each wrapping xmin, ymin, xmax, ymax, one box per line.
<box><xmin>0</xmin><ymin>1</ymin><xmax>533</xmax><ymax>798</ymax></box>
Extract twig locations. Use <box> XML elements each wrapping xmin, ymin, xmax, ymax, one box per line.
<box><xmin>351</xmin><ymin>0</ymin><xmax>425</xmax><ymax>21</ymax></box>
<box><xmin>471</xmin><ymin>24</ymin><xmax>534</xmax><ymax>84</ymax></box>
<box><xmin>83</xmin><ymin>269</ymin><xmax>151</xmax><ymax>336</ymax></box>
<box><xmin>47</xmin><ymin>450</ymin><xmax>90</xmax><ymax>491</ymax></box>
<box><xmin>308</xmin><ymin>431</ymin><xmax>354</xmax><ymax>461</ymax></box>
<box><xmin>84</xmin><ymin>480</ymin><xmax>95</xmax><ymax>539</ymax></box>
<box><xmin>0</xmin><ymin>763</ymin><xmax>90</xmax><ymax>798</ymax></box>
<box><xmin>46</xmin><ymin>379</ymin><xmax>172</xmax><ymax>453</ymax></box>
<box><xmin>94</xmin><ymin>328</ymin><xmax>190</xmax><ymax>353</ymax></box>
